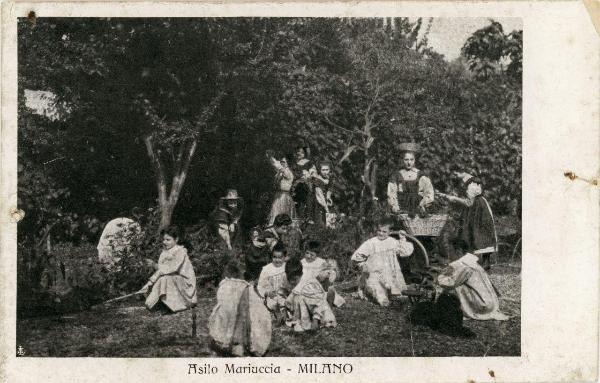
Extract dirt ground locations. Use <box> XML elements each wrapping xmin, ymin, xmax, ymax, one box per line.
<box><xmin>16</xmin><ymin>264</ymin><xmax>520</xmax><ymax>357</ymax></box>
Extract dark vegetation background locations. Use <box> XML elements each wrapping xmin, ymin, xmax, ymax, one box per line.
<box><xmin>16</xmin><ymin>17</ymin><xmax>522</xmax><ymax>333</ymax></box>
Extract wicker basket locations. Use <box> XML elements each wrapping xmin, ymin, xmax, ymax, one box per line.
<box><xmin>398</xmin><ymin>214</ymin><xmax>448</xmax><ymax>237</ymax></box>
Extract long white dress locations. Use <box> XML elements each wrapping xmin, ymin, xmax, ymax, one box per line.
<box><xmin>145</xmin><ymin>245</ymin><xmax>197</xmax><ymax>313</ymax></box>
<box><xmin>208</xmin><ymin>278</ymin><xmax>272</xmax><ymax>356</ymax></box>
<box><xmin>96</xmin><ymin>217</ymin><xmax>141</xmax><ymax>265</ymax></box>
<box><xmin>351</xmin><ymin>236</ymin><xmax>414</xmax><ymax>306</ymax></box>
<box><xmin>267</xmin><ymin>158</ymin><xmax>296</xmax><ymax>225</ymax></box>
<box><xmin>285</xmin><ymin>274</ymin><xmax>337</xmax><ymax>332</ymax></box>
<box><xmin>301</xmin><ymin>257</ymin><xmax>345</xmax><ymax>307</ymax></box>
<box><xmin>437</xmin><ymin>253</ymin><xmax>509</xmax><ymax>321</ymax></box>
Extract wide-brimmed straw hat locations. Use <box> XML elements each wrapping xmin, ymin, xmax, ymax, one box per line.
<box><xmin>398</xmin><ymin>142</ymin><xmax>421</xmax><ymax>153</ymax></box>
<box><xmin>221</xmin><ymin>189</ymin><xmax>241</xmax><ymax>200</ymax></box>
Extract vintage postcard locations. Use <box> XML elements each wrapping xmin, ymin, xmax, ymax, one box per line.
<box><xmin>0</xmin><ymin>1</ymin><xmax>598</xmax><ymax>382</ymax></box>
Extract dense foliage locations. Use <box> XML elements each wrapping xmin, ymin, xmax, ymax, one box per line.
<box><xmin>17</xmin><ymin>18</ymin><xmax>521</xmax><ymax>314</ymax></box>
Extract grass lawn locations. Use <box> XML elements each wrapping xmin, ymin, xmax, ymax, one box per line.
<box><xmin>16</xmin><ymin>264</ymin><xmax>520</xmax><ymax>357</ymax></box>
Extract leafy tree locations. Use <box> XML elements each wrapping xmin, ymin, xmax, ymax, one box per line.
<box><xmin>461</xmin><ymin>20</ymin><xmax>522</xmax><ymax>82</ymax></box>
<box><xmin>18</xmin><ymin>17</ymin><xmax>522</xmax><ymax>238</ymax></box>
<box><xmin>19</xmin><ymin>19</ymin><xmax>228</xmax><ymax>230</ymax></box>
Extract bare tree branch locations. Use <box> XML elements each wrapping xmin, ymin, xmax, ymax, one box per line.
<box><xmin>144</xmin><ymin>135</ymin><xmax>168</xmax><ymax>207</ymax></box>
<box><xmin>36</xmin><ymin>222</ymin><xmax>58</xmax><ymax>250</ymax></box>
<box><xmin>168</xmin><ymin>139</ymin><xmax>198</xmax><ymax>206</ymax></box>
<box><xmin>323</xmin><ymin>115</ymin><xmax>365</xmax><ymax>137</ymax></box>
<box><xmin>174</xmin><ymin>141</ymin><xmax>185</xmax><ymax>176</ymax></box>
<box><xmin>194</xmin><ymin>90</ymin><xmax>227</xmax><ymax>136</ymax></box>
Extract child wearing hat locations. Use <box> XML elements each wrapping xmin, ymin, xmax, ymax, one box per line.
<box><xmin>438</xmin><ymin>172</ymin><xmax>498</xmax><ymax>270</ymax></box>
<box><xmin>211</xmin><ymin>189</ymin><xmax>244</xmax><ymax>250</ymax></box>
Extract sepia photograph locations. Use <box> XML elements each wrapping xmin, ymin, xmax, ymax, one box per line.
<box><xmin>14</xmin><ymin>16</ymin><xmax>524</xmax><ymax>358</ymax></box>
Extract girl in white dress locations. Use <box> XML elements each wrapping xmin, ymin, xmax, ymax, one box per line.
<box><xmin>141</xmin><ymin>226</ymin><xmax>197</xmax><ymax>313</ymax></box>
<box><xmin>257</xmin><ymin>243</ymin><xmax>290</xmax><ymax>313</ymax></box>
<box><xmin>208</xmin><ymin>260</ymin><xmax>272</xmax><ymax>356</ymax></box>
<box><xmin>285</xmin><ymin>257</ymin><xmax>337</xmax><ymax>332</ymax></box>
<box><xmin>351</xmin><ymin>217</ymin><xmax>414</xmax><ymax>307</ymax></box>
<box><xmin>266</xmin><ymin>152</ymin><xmax>296</xmax><ymax>225</ymax></box>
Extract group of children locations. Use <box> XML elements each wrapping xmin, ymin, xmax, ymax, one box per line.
<box><xmin>209</xmin><ymin>232</ymin><xmax>344</xmax><ymax>356</ymax></box>
<box><xmin>137</xmin><ymin>143</ymin><xmax>511</xmax><ymax>356</ymax></box>
<box><xmin>267</xmin><ymin>144</ymin><xmax>335</xmax><ymax>228</ymax></box>
<box><xmin>140</xmin><ymin>211</ymin><xmax>509</xmax><ymax>357</ymax></box>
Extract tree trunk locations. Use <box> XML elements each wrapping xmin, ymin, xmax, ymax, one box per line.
<box><xmin>145</xmin><ymin>135</ymin><xmax>198</xmax><ymax>231</ymax></box>
<box><xmin>159</xmin><ymin>202</ymin><xmax>175</xmax><ymax>231</ymax></box>
<box><xmin>46</xmin><ymin>233</ymin><xmax>52</xmax><ymax>253</ymax></box>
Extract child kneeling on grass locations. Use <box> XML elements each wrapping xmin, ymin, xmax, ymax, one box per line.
<box><xmin>436</xmin><ymin>239</ymin><xmax>509</xmax><ymax>321</ymax></box>
<box><xmin>208</xmin><ymin>259</ymin><xmax>272</xmax><ymax>356</ymax></box>
<box><xmin>284</xmin><ymin>257</ymin><xmax>337</xmax><ymax>332</ymax></box>
<box><xmin>257</xmin><ymin>242</ymin><xmax>290</xmax><ymax>322</ymax></box>
<box><xmin>351</xmin><ymin>217</ymin><xmax>414</xmax><ymax>307</ymax></box>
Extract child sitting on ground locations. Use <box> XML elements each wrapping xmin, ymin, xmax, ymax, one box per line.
<box><xmin>301</xmin><ymin>240</ymin><xmax>344</xmax><ymax>307</ymax></box>
<box><xmin>208</xmin><ymin>259</ymin><xmax>272</xmax><ymax>356</ymax></box>
<box><xmin>284</xmin><ymin>257</ymin><xmax>337</xmax><ymax>333</ymax></box>
<box><xmin>351</xmin><ymin>217</ymin><xmax>414</xmax><ymax>307</ymax></box>
<box><xmin>300</xmin><ymin>240</ymin><xmax>328</xmax><ymax>279</ymax></box>
<box><xmin>257</xmin><ymin>242</ymin><xmax>290</xmax><ymax>322</ymax></box>
<box><xmin>141</xmin><ymin>226</ymin><xmax>197</xmax><ymax>314</ymax></box>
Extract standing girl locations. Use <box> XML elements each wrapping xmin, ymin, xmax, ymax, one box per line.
<box><xmin>266</xmin><ymin>151</ymin><xmax>296</xmax><ymax>226</ymax></box>
<box><xmin>290</xmin><ymin>143</ymin><xmax>317</xmax><ymax>221</ymax></box>
<box><xmin>387</xmin><ymin>143</ymin><xmax>434</xmax><ymax>218</ymax></box>
<box><xmin>313</xmin><ymin>161</ymin><xmax>334</xmax><ymax>227</ymax></box>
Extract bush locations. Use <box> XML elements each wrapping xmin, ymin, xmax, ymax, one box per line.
<box><xmin>17</xmin><ymin>242</ymin><xmax>111</xmax><ymax>317</ymax></box>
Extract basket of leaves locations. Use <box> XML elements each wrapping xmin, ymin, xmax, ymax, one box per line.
<box><xmin>398</xmin><ymin>214</ymin><xmax>448</xmax><ymax>237</ymax></box>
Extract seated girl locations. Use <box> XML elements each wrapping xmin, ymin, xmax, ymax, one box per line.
<box><xmin>257</xmin><ymin>243</ymin><xmax>290</xmax><ymax>317</ymax></box>
<box><xmin>208</xmin><ymin>260</ymin><xmax>272</xmax><ymax>356</ymax></box>
<box><xmin>301</xmin><ymin>240</ymin><xmax>344</xmax><ymax>307</ymax></box>
<box><xmin>141</xmin><ymin>226</ymin><xmax>197</xmax><ymax>313</ymax></box>
<box><xmin>300</xmin><ymin>240</ymin><xmax>328</xmax><ymax>280</ymax></box>
<box><xmin>284</xmin><ymin>257</ymin><xmax>337</xmax><ymax>333</ymax></box>
<box><xmin>351</xmin><ymin>217</ymin><xmax>414</xmax><ymax>307</ymax></box>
